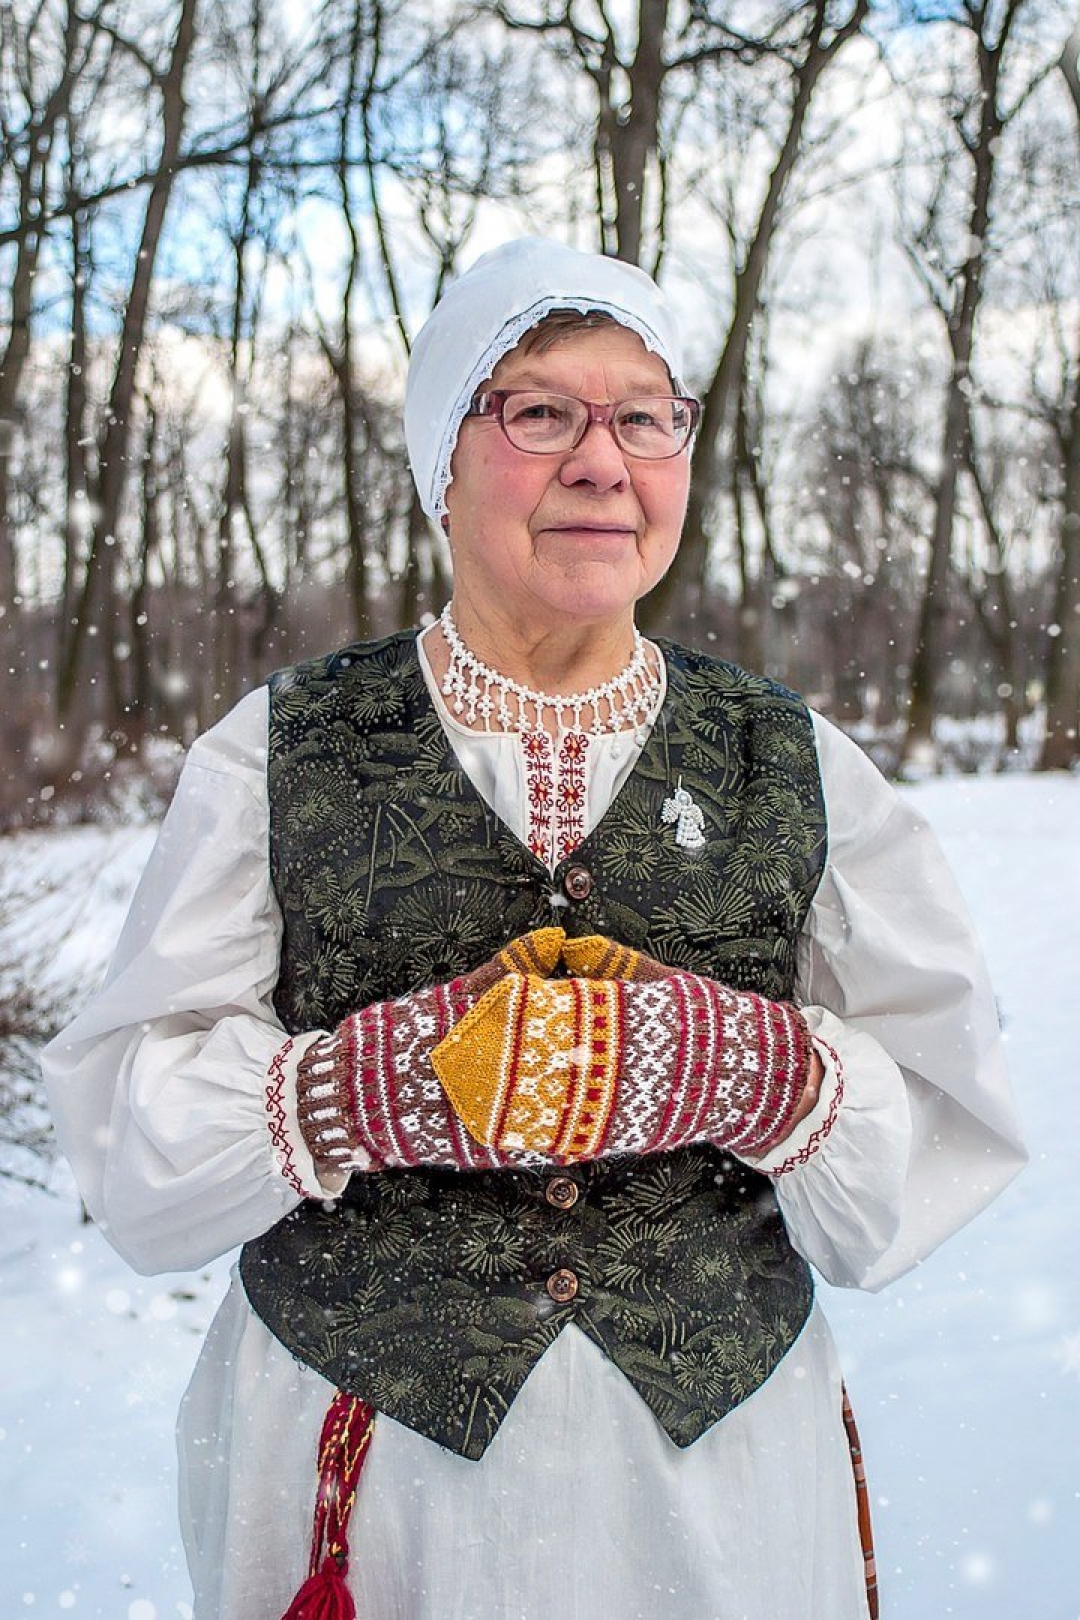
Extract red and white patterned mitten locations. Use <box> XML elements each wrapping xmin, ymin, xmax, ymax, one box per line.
<box><xmin>560</xmin><ymin>931</ymin><xmax>819</xmax><ymax>1151</ymax></box>
<box><xmin>431</xmin><ymin>966</ymin><xmax>814</xmax><ymax>1162</ymax></box>
<box><xmin>295</xmin><ymin>928</ymin><xmax>565</xmax><ymax>1175</ymax></box>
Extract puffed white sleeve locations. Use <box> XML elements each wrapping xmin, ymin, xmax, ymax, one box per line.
<box><xmin>41</xmin><ymin>687</ymin><xmax>328</xmax><ymax>1276</ymax></box>
<box><xmin>741</xmin><ymin>713</ymin><xmax>1026</xmax><ymax>1291</ymax></box>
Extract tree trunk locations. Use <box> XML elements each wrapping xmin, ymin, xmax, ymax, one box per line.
<box><xmin>900</xmin><ymin>0</ymin><xmax>1019</xmax><ymax>767</ymax></box>
<box><xmin>0</xmin><ymin>0</ymin><xmax>86</xmax><ymax>659</ymax></box>
<box><xmin>608</xmin><ymin>0</ymin><xmax>669</xmax><ymax>265</ymax></box>
<box><xmin>1039</xmin><ymin>28</ymin><xmax>1080</xmax><ymax>769</ymax></box>
<box><xmin>399</xmin><ymin>490</ymin><xmax>430</xmax><ymax>630</ymax></box>
<box><xmin>128</xmin><ymin>399</ymin><xmax>161</xmax><ymax>747</ymax></box>
<box><xmin>328</xmin><ymin>285</ymin><xmax>373</xmax><ymax>643</ymax></box>
<box><xmin>62</xmin><ymin>207</ymin><xmax>91</xmax><ymax>641</ymax></box>
<box><xmin>963</xmin><ymin>440</ymin><xmax>1024</xmax><ymax>762</ymax></box>
<box><xmin>731</xmin><ymin>373</ymin><xmax>767</xmax><ymax>671</ymax></box>
<box><xmin>1040</xmin><ymin>310</ymin><xmax>1080</xmax><ymax>768</ymax></box>
<box><xmin>644</xmin><ymin>0</ymin><xmax>868</xmax><ymax>632</ymax></box>
<box><xmin>55</xmin><ymin>0</ymin><xmax>199</xmax><ymax>725</ymax></box>
<box><xmin>213</xmin><ymin>137</ymin><xmax>262</xmax><ymax>716</ymax></box>
<box><xmin>903</xmin><ymin>380</ymin><xmax>972</xmax><ymax>760</ymax></box>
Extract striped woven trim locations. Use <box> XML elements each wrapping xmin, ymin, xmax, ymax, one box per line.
<box><xmin>842</xmin><ymin>1385</ymin><xmax>879</xmax><ymax>1619</ymax></box>
<box><xmin>722</xmin><ymin>996</ymin><xmax>812</xmax><ymax>1157</ymax></box>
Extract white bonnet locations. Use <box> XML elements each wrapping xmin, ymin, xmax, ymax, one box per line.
<box><xmin>404</xmin><ymin>237</ymin><xmax>686</xmax><ymax>521</ymax></box>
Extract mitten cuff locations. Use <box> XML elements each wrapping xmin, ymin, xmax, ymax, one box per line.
<box><xmin>739</xmin><ymin>1030</ymin><xmax>845</xmax><ymax>1175</ymax></box>
<box><xmin>294</xmin><ymin>1015</ymin><xmax>381</xmax><ymax>1173</ymax></box>
<box><xmin>264</xmin><ymin>1033</ymin><xmax>355</xmax><ymax>1196</ymax></box>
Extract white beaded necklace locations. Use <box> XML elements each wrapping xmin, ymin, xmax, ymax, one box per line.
<box><xmin>438</xmin><ymin>604</ymin><xmax>663</xmax><ymax>737</ymax></box>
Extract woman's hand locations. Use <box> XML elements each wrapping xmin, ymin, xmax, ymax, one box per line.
<box><xmin>565</xmin><ymin>931</ymin><xmax>824</xmax><ymax>1134</ymax></box>
<box><xmin>294</xmin><ymin>928</ymin><xmax>566</xmax><ymax>1175</ymax></box>
<box><xmin>431</xmin><ymin>967</ymin><xmax>814</xmax><ymax>1162</ymax></box>
<box><xmin>295</xmin><ymin>926</ymin><xmax>819</xmax><ymax>1179</ymax></box>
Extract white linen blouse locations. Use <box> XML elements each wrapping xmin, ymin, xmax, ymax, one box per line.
<box><xmin>42</xmin><ymin>653</ymin><xmax>1026</xmax><ymax>1620</ymax></box>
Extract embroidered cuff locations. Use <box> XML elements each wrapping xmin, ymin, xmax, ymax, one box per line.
<box><xmin>264</xmin><ymin>1033</ymin><xmax>351</xmax><ymax>1198</ymax></box>
<box><xmin>737</xmin><ymin>1032</ymin><xmax>845</xmax><ymax>1176</ymax></box>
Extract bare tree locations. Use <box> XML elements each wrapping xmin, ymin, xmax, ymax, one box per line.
<box><xmin>647</xmin><ymin>0</ymin><xmax>870</xmax><ymax>631</ymax></box>
<box><xmin>200</xmin><ymin>0</ymin><xmax>301</xmax><ymax>713</ymax></box>
<box><xmin>724</xmin><ymin>313</ymin><xmax>787</xmax><ymax>672</ymax></box>
<box><xmin>961</xmin><ymin>413</ymin><xmax>1052</xmax><ymax>754</ymax></box>
<box><xmin>796</xmin><ymin>336</ymin><xmax>935</xmax><ymax>725</ymax></box>
<box><xmin>487</xmin><ymin>0</ymin><xmax>839</xmax><ymax>270</ymax></box>
<box><xmin>0</xmin><ymin>0</ymin><xmax>108</xmax><ymax>667</ymax></box>
<box><xmin>306</xmin><ymin>0</ymin><xmax>387</xmax><ymax>639</ymax></box>
<box><xmin>304</xmin><ymin>6</ymin><xmax>545</xmax><ymax>634</ymax></box>
<box><xmin>895</xmin><ymin>0</ymin><xmax>1059</xmax><ymax>767</ymax></box>
<box><xmin>1040</xmin><ymin>21</ymin><xmax>1080</xmax><ymax>768</ymax></box>
<box><xmin>55</xmin><ymin>0</ymin><xmax>200</xmax><ymax>732</ymax></box>
<box><xmin>488</xmin><ymin>0</ymin><xmax>672</xmax><ymax>267</ymax></box>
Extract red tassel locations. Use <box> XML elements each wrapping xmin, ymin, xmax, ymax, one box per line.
<box><xmin>281</xmin><ymin>1555</ymin><xmax>357</xmax><ymax>1620</ymax></box>
<box><xmin>280</xmin><ymin>1394</ymin><xmax>376</xmax><ymax>1620</ymax></box>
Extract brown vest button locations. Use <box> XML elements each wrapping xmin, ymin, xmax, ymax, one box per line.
<box><xmin>545</xmin><ymin>1268</ymin><xmax>579</xmax><ymax>1304</ymax></box>
<box><xmin>564</xmin><ymin>865</ymin><xmax>593</xmax><ymax>901</ymax></box>
<box><xmin>545</xmin><ymin>1176</ymin><xmax>579</xmax><ymax>1210</ymax></box>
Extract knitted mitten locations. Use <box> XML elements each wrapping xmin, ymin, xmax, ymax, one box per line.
<box><xmin>430</xmin><ymin>967</ymin><xmax>813</xmax><ymax>1161</ymax></box>
<box><xmin>295</xmin><ymin>928</ymin><xmax>565</xmax><ymax>1174</ymax></box>
<box><xmin>559</xmin><ymin>934</ymin><xmax>673</xmax><ymax>984</ymax></box>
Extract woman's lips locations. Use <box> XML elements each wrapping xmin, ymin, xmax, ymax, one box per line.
<box><xmin>544</xmin><ymin>521</ymin><xmax>634</xmax><ymax>537</ymax></box>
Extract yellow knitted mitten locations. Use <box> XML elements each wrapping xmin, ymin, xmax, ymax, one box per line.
<box><xmin>464</xmin><ymin>926</ymin><xmax>566</xmax><ymax>994</ymax></box>
<box><xmin>431</xmin><ymin>974</ymin><xmax>622</xmax><ymax>1158</ymax></box>
<box><xmin>560</xmin><ymin>934</ymin><xmax>672</xmax><ymax>983</ymax></box>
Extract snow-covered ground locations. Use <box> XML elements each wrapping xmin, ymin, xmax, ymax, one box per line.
<box><xmin>1</xmin><ymin>773</ymin><xmax>1078</xmax><ymax>1619</ymax></box>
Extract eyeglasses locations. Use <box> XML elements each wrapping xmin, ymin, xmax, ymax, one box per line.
<box><xmin>464</xmin><ymin>390</ymin><xmax>700</xmax><ymax>460</ymax></box>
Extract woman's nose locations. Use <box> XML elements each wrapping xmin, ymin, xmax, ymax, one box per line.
<box><xmin>558</xmin><ymin>420</ymin><xmax>632</xmax><ymax>491</ymax></box>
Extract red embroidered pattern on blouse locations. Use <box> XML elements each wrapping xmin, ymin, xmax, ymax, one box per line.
<box><xmin>521</xmin><ymin>730</ymin><xmax>591</xmax><ymax>866</ymax></box>
<box><xmin>555</xmin><ymin>731</ymin><xmax>590</xmax><ymax>863</ymax></box>
<box><xmin>521</xmin><ymin>732</ymin><xmax>554</xmax><ymax>862</ymax></box>
<box><xmin>265</xmin><ymin>1037</ymin><xmax>308</xmax><ymax>1196</ymax></box>
<box><xmin>768</xmin><ymin>1037</ymin><xmax>845</xmax><ymax>1175</ymax></box>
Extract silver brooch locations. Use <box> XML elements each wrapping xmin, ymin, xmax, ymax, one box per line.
<box><xmin>661</xmin><ymin>781</ymin><xmax>706</xmax><ymax>850</ymax></box>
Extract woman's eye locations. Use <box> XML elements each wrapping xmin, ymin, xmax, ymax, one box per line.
<box><xmin>512</xmin><ymin>397</ymin><xmax>569</xmax><ymax>423</ymax></box>
<box><xmin>620</xmin><ymin>404</ymin><xmax>669</xmax><ymax>433</ymax></box>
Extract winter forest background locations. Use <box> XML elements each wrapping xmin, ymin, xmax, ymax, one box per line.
<box><xmin>2</xmin><ymin>0</ymin><xmax>1080</xmax><ymax>1614</ymax></box>
<box><xmin>0</xmin><ymin>0</ymin><xmax>1078</xmax><ymax>828</ymax></box>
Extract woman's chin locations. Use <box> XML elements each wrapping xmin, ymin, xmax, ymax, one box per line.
<box><xmin>527</xmin><ymin>563</ymin><xmax>648</xmax><ymax>625</ymax></box>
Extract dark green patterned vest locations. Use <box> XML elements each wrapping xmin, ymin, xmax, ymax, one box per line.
<box><xmin>240</xmin><ymin>630</ymin><xmax>828</xmax><ymax>1459</ymax></box>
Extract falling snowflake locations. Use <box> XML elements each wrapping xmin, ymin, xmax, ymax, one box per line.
<box><xmin>959</xmin><ymin>1550</ymin><xmax>996</xmax><ymax>1586</ymax></box>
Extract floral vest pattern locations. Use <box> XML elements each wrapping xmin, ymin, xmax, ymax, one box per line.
<box><xmin>240</xmin><ymin>630</ymin><xmax>828</xmax><ymax>1460</ymax></box>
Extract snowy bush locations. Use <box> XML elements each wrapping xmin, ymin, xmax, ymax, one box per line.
<box><xmin>0</xmin><ymin>873</ymin><xmax>75</xmax><ymax>1187</ymax></box>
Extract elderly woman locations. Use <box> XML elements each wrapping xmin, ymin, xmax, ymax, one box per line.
<box><xmin>43</xmin><ymin>238</ymin><xmax>1024</xmax><ymax>1620</ymax></box>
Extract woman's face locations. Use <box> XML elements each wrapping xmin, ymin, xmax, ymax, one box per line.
<box><xmin>444</xmin><ymin>324</ymin><xmax>690</xmax><ymax>637</ymax></box>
